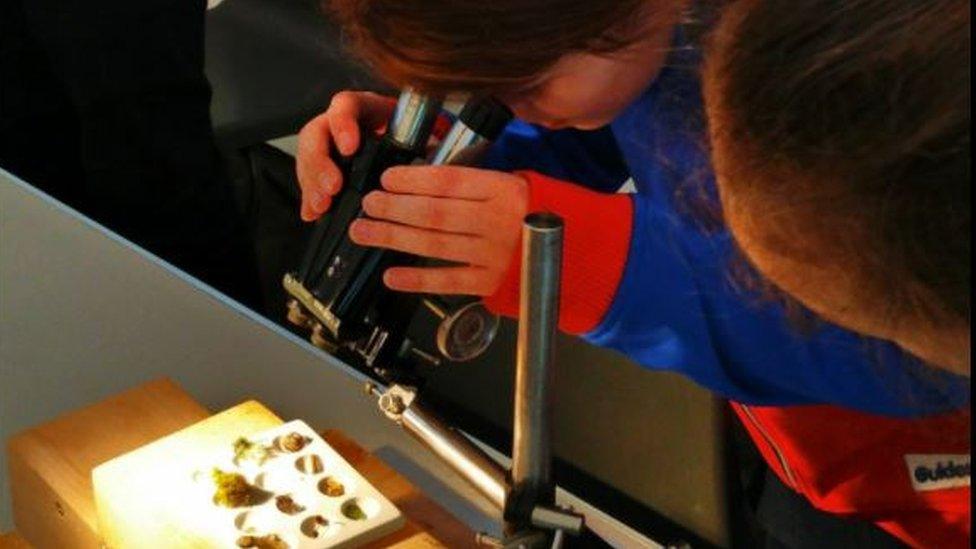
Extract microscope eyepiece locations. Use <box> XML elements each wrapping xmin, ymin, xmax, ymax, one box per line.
<box><xmin>457</xmin><ymin>96</ymin><xmax>513</xmax><ymax>141</ymax></box>
<box><xmin>429</xmin><ymin>96</ymin><xmax>513</xmax><ymax>167</ymax></box>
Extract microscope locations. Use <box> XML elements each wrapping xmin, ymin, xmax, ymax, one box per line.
<box><xmin>284</xmin><ymin>89</ymin><xmax>586</xmax><ymax>547</ymax></box>
<box><xmin>283</xmin><ymin>89</ymin><xmax>511</xmax><ymax>384</ymax></box>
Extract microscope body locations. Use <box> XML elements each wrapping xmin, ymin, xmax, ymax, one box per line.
<box><xmin>284</xmin><ymin>90</ymin><xmax>512</xmax><ymax>383</ymax></box>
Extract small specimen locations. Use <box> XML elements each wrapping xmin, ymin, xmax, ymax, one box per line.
<box><xmin>318</xmin><ymin>476</ymin><xmax>345</xmax><ymax>497</ymax></box>
<box><xmin>233</xmin><ymin>437</ymin><xmax>274</xmax><ymax>466</ymax></box>
<box><xmin>236</xmin><ymin>534</ymin><xmax>289</xmax><ymax>549</ymax></box>
<box><xmin>342</xmin><ymin>501</ymin><xmax>368</xmax><ymax>521</ymax></box>
<box><xmin>212</xmin><ymin>468</ymin><xmax>271</xmax><ymax>507</ymax></box>
<box><xmin>277</xmin><ymin>432</ymin><xmax>308</xmax><ymax>453</ymax></box>
<box><xmin>300</xmin><ymin>515</ymin><xmax>329</xmax><ymax>538</ymax></box>
<box><xmin>294</xmin><ymin>454</ymin><xmax>323</xmax><ymax>474</ymax></box>
<box><xmin>274</xmin><ymin>494</ymin><xmax>305</xmax><ymax>515</ymax></box>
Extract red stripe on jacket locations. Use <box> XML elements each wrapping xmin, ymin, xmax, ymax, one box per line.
<box><xmin>732</xmin><ymin>403</ymin><xmax>971</xmax><ymax>548</ymax></box>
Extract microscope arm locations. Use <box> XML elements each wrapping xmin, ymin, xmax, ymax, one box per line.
<box><xmin>363</xmin><ymin>382</ymin><xmax>584</xmax><ymax>538</ymax></box>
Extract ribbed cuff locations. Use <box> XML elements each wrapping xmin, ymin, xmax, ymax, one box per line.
<box><xmin>483</xmin><ymin>170</ymin><xmax>633</xmax><ymax>334</ymax></box>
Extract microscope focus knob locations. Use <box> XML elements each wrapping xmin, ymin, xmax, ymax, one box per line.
<box><xmin>423</xmin><ymin>299</ymin><xmax>500</xmax><ymax>362</ymax></box>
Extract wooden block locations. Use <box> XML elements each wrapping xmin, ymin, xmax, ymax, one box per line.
<box><xmin>93</xmin><ymin>400</ymin><xmax>283</xmax><ymax>548</ymax></box>
<box><xmin>0</xmin><ymin>532</ymin><xmax>32</xmax><ymax>549</ymax></box>
<box><xmin>6</xmin><ymin>378</ymin><xmax>209</xmax><ymax>549</ymax></box>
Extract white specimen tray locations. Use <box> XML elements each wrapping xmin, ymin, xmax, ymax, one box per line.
<box><xmin>199</xmin><ymin>420</ymin><xmax>404</xmax><ymax>548</ymax></box>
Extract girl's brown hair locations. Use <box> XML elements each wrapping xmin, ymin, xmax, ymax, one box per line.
<box><xmin>327</xmin><ymin>0</ymin><xmax>652</xmax><ymax>95</ymax></box>
<box><xmin>704</xmin><ymin>0</ymin><xmax>971</xmax><ymax>334</ymax></box>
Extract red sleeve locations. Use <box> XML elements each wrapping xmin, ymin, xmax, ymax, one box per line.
<box><xmin>482</xmin><ymin>170</ymin><xmax>633</xmax><ymax>334</ymax></box>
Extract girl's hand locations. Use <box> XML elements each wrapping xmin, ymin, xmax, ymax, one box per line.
<box><xmin>296</xmin><ymin>91</ymin><xmax>395</xmax><ymax>221</ymax></box>
<box><xmin>349</xmin><ymin>165</ymin><xmax>529</xmax><ymax>296</ymax></box>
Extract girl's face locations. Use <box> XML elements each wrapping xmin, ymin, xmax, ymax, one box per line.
<box><xmin>500</xmin><ymin>2</ymin><xmax>685</xmax><ymax>130</ymax></box>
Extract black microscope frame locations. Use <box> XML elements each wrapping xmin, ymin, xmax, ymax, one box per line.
<box><xmin>284</xmin><ymin>91</ymin><xmax>512</xmax><ymax>385</ymax></box>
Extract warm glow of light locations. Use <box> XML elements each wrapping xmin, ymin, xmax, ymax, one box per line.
<box><xmin>93</xmin><ymin>401</ymin><xmax>284</xmax><ymax>548</ymax></box>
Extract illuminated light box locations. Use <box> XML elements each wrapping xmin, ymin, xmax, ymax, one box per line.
<box><xmin>92</xmin><ymin>401</ymin><xmax>403</xmax><ymax>548</ymax></box>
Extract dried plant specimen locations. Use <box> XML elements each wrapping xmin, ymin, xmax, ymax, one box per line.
<box><xmin>212</xmin><ymin>468</ymin><xmax>271</xmax><ymax>507</ymax></box>
<box><xmin>277</xmin><ymin>432</ymin><xmax>309</xmax><ymax>453</ymax></box>
<box><xmin>318</xmin><ymin>476</ymin><xmax>345</xmax><ymax>497</ymax></box>
<box><xmin>274</xmin><ymin>494</ymin><xmax>305</xmax><ymax>515</ymax></box>
<box><xmin>300</xmin><ymin>515</ymin><xmax>329</xmax><ymax>538</ymax></box>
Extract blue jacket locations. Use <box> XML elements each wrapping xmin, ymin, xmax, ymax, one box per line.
<box><xmin>483</xmin><ymin>46</ymin><xmax>970</xmax><ymax>418</ymax></box>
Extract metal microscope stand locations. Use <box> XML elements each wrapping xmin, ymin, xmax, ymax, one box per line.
<box><xmin>365</xmin><ymin>213</ymin><xmax>584</xmax><ymax>548</ymax></box>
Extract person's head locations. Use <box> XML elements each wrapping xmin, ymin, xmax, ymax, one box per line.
<box><xmin>329</xmin><ymin>0</ymin><xmax>689</xmax><ymax>129</ymax></box>
<box><xmin>703</xmin><ymin>0</ymin><xmax>971</xmax><ymax>374</ymax></box>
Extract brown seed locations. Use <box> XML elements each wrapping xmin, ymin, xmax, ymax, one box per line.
<box><xmin>274</xmin><ymin>494</ymin><xmax>305</xmax><ymax>515</ymax></box>
<box><xmin>279</xmin><ymin>432</ymin><xmax>307</xmax><ymax>453</ymax></box>
<box><xmin>294</xmin><ymin>454</ymin><xmax>323</xmax><ymax>474</ymax></box>
<box><xmin>300</xmin><ymin>515</ymin><xmax>329</xmax><ymax>538</ymax></box>
<box><xmin>256</xmin><ymin>534</ymin><xmax>289</xmax><ymax>549</ymax></box>
<box><xmin>236</xmin><ymin>535</ymin><xmax>256</xmax><ymax>547</ymax></box>
<box><xmin>318</xmin><ymin>476</ymin><xmax>345</xmax><ymax>497</ymax></box>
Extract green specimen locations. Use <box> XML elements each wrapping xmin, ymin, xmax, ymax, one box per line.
<box><xmin>342</xmin><ymin>501</ymin><xmax>368</xmax><ymax>521</ymax></box>
<box><xmin>233</xmin><ymin>437</ymin><xmax>273</xmax><ymax>465</ymax></box>
<box><xmin>211</xmin><ymin>468</ymin><xmax>271</xmax><ymax>507</ymax></box>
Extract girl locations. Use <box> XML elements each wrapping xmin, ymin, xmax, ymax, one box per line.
<box><xmin>295</xmin><ymin>0</ymin><xmax>970</xmax><ymax>546</ymax></box>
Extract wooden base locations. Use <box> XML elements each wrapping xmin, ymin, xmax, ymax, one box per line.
<box><xmin>6</xmin><ymin>379</ymin><xmax>209</xmax><ymax>549</ymax></box>
<box><xmin>6</xmin><ymin>378</ymin><xmax>476</xmax><ymax>548</ymax></box>
<box><xmin>0</xmin><ymin>532</ymin><xmax>31</xmax><ymax>549</ymax></box>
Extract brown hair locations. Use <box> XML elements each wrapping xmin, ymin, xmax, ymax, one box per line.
<box><xmin>704</xmin><ymin>0</ymin><xmax>971</xmax><ymax>333</ymax></box>
<box><xmin>327</xmin><ymin>0</ymin><xmax>653</xmax><ymax>95</ymax></box>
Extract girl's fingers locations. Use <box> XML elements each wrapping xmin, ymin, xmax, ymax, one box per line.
<box><xmin>326</xmin><ymin>93</ymin><xmax>363</xmax><ymax>156</ymax></box>
<box><xmin>296</xmin><ymin>113</ymin><xmax>334</xmax><ymax>193</ymax></box>
<box><xmin>296</xmin><ymin>92</ymin><xmax>397</xmax><ymax>221</ymax></box>
<box><xmin>383</xmin><ymin>266</ymin><xmax>495</xmax><ymax>295</ymax></box>
<box><xmin>300</xmin><ymin>201</ymin><xmax>314</xmax><ymax>223</ymax></box>
<box><xmin>361</xmin><ymin>191</ymin><xmax>488</xmax><ymax>234</ymax></box>
<box><xmin>380</xmin><ymin>165</ymin><xmax>510</xmax><ymax>199</ymax></box>
<box><xmin>296</xmin><ymin>114</ymin><xmax>343</xmax><ymax>219</ymax></box>
<box><xmin>348</xmin><ymin>218</ymin><xmax>489</xmax><ymax>265</ymax></box>
<box><xmin>328</xmin><ymin>91</ymin><xmax>396</xmax><ymax>155</ymax></box>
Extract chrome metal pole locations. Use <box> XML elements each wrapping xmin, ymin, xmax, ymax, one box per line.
<box><xmin>511</xmin><ymin>212</ymin><xmax>563</xmax><ymax>509</ymax></box>
<box><xmin>400</xmin><ymin>406</ymin><xmax>510</xmax><ymax>509</ymax></box>
<box><xmin>366</xmin><ymin>383</ymin><xmax>510</xmax><ymax>510</ymax></box>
